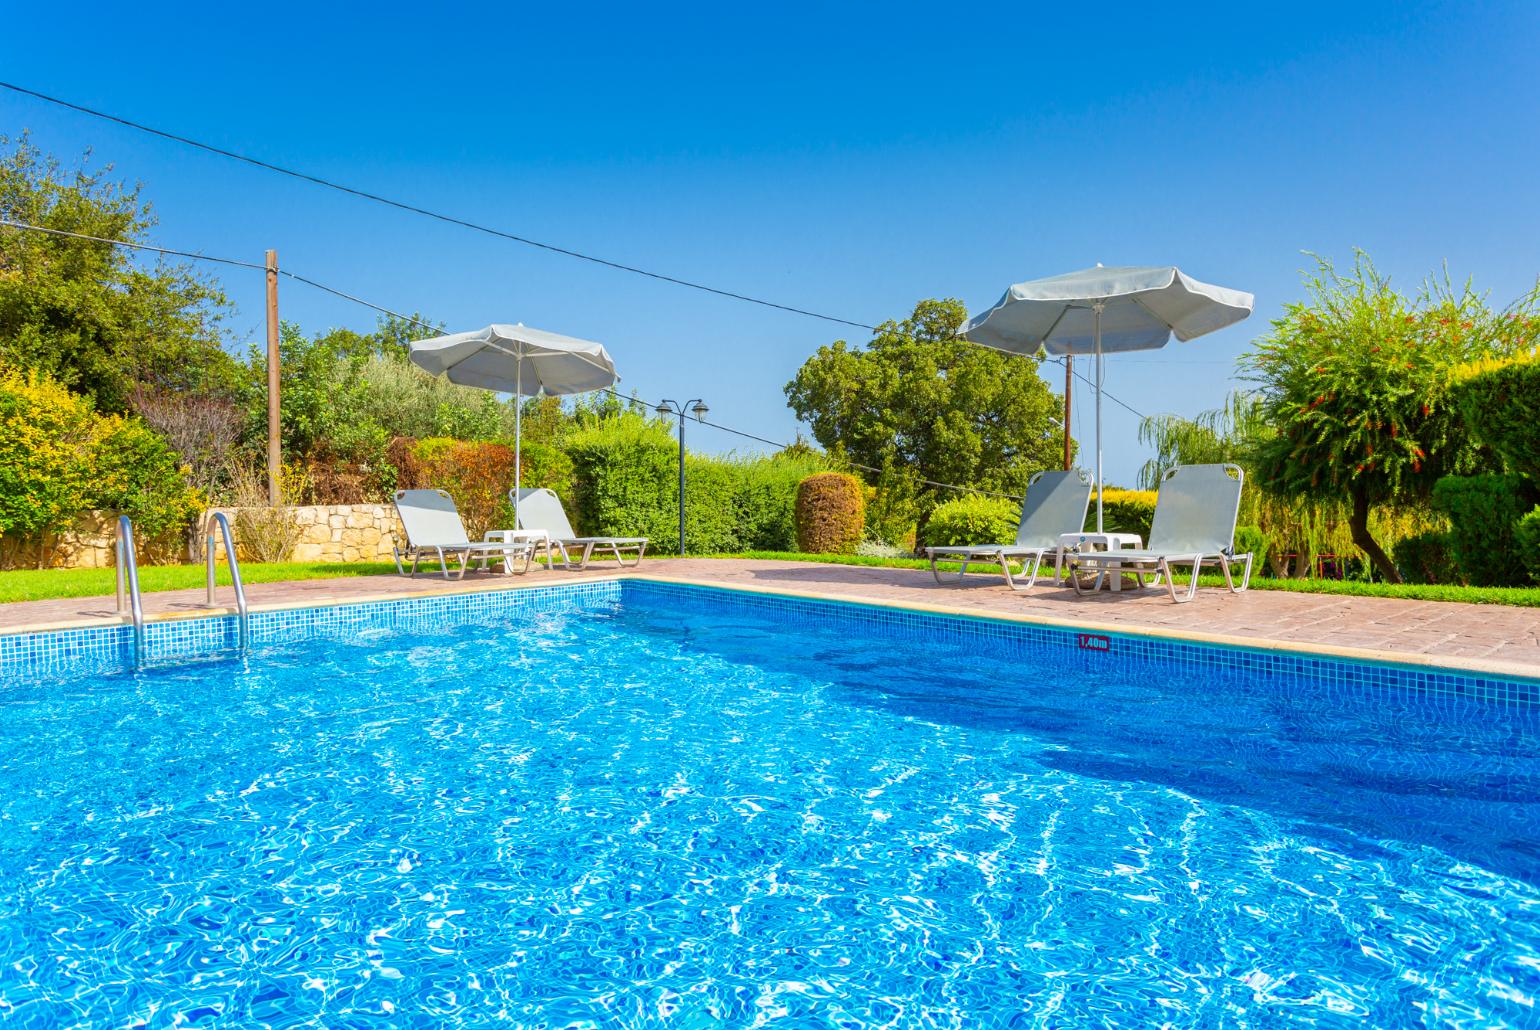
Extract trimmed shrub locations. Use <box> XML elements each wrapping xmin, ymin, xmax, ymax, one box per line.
<box><xmin>1431</xmin><ymin>474</ymin><xmax>1538</xmax><ymax>587</ymax></box>
<box><xmin>1516</xmin><ymin>507</ymin><xmax>1540</xmax><ymax>584</ymax></box>
<box><xmin>1392</xmin><ymin>531</ymin><xmax>1458</xmax><ymax>585</ymax></box>
<box><xmin>1451</xmin><ymin>349</ymin><xmax>1540</xmax><ymax>480</ymax></box>
<box><xmin>1087</xmin><ymin>489</ymin><xmax>1158</xmax><ymax>542</ymax></box>
<box><xmin>920</xmin><ymin>495</ymin><xmax>1020</xmax><ymax>549</ymax></box>
<box><xmin>795</xmin><ymin>472</ymin><xmax>865</xmax><ymax>553</ymax></box>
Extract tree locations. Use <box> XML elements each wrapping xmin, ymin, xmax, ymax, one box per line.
<box><xmin>784</xmin><ymin>298</ymin><xmax>1068</xmax><ymax>507</ymax></box>
<box><xmin>0</xmin><ymin>135</ymin><xmax>239</xmax><ymax>411</ymax></box>
<box><xmin>1244</xmin><ymin>253</ymin><xmax>1534</xmax><ymax>582</ymax></box>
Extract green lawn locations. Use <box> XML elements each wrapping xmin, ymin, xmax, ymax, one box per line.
<box><xmin>0</xmin><ymin>562</ymin><xmax>400</xmax><ymax>604</ymax></box>
<box><xmin>4</xmin><ymin>551</ymin><xmax>1537</xmax><ymax>609</ymax></box>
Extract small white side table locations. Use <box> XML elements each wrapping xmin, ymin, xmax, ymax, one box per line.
<box><xmin>1055</xmin><ymin>532</ymin><xmax>1144</xmax><ymax>592</ymax></box>
<box><xmin>483</xmin><ymin>529</ymin><xmax>550</xmax><ymax>574</ymax></box>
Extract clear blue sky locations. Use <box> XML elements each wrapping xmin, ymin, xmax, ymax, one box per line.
<box><xmin>4</xmin><ymin>1</ymin><xmax>1537</xmax><ymax>486</ymax></box>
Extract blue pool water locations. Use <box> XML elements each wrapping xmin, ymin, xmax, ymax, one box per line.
<box><xmin>1</xmin><ymin>586</ymin><xmax>1538</xmax><ymax>1027</ymax></box>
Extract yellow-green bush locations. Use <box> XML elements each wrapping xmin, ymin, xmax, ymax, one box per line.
<box><xmin>1087</xmin><ymin>488</ymin><xmax>1158</xmax><ymax>541</ymax></box>
<box><xmin>1451</xmin><ymin>348</ymin><xmax>1540</xmax><ymax>480</ymax></box>
<box><xmin>0</xmin><ymin>367</ymin><xmax>100</xmax><ymax>546</ymax></box>
<box><xmin>0</xmin><ymin>366</ymin><xmax>202</xmax><ymax>567</ymax></box>
<box><xmin>920</xmin><ymin>495</ymin><xmax>1020</xmax><ymax>548</ymax></box>
<box><xmin>795</xmin><ymin>472</ymin><xmax>865</xmax><ymax>553</ymax></box>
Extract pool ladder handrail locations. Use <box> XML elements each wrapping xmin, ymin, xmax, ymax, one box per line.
<box><xmin>205</xmin><ymin>511</ymin><xmax>250</xmax><ymax>650</ymax></box>
<box><xmin>114</xmin><ymin>515</ymin><xmax>146</xmax><ymax>665</ymax></box>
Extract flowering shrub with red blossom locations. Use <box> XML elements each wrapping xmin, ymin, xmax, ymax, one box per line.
<box><xmin>1244</xmin><ymin>252</ymin><xmax>1537</xmax><ymax>582</ymax></box>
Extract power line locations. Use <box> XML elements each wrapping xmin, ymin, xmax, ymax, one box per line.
<box><xmin>0</xmin><ymin>217</ymin><xmax>268</xmax><ymax>270</ymax></box>
<box><xmin>0</xmin><ymin>81</ymin><xmax>878</xmax><ymax>332</ymax></box>
<box><xmin>0</xmin><ymin>80</ymin><xmax>1154</xmax><ymax>421</ymax></box>
<box><xmin>0</xmin><ymin>215</ymin><xmax>1147</xmax><ymax>477</ymax></box>
<box><xmin>0</xmin><ymin>217</ymin><xmax>1005</xmax><ymax>492</ymax></box>
<box><xmin>1045</xmin><ymin>355</ymin><xmax>1148</xmax><ymax>420</ymax></box>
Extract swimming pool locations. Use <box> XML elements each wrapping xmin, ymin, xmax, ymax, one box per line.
<box><xmin>1</xmin><ymin>580</ymin><xmax>1537</xmax><ymax>1026</ymax></box>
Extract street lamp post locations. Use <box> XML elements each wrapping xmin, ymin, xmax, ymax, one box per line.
<box><xmin>657</xmin><ymin>398</ymin><xmax>709</xmax><ymax>556</ymax></box>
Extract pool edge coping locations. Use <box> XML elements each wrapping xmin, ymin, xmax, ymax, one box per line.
<box><xmin>626</xmin><ymin>574</ymin><xmax>1540</xmax><ymax>685</ymax></box>
<box><xmin>2</xmin><ymin>569</ymin><xmax>1536</xmax><ymax>685</ymax></box>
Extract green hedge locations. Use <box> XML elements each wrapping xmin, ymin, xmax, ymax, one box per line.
<box><xmin>920</xmin><ymin>495</ymin><xmax>1020</xmax><ymax>548</ymax></box>
<box><xmin>1392</xmin><ymin>531</ymin><xmax>1458</xmax><ymax>585</ymax></box>
<box><xmin>1431</xmin><ymin>474</ymin><xmax>1538</xmax><ymax>587</ymax></box>
<box><xmin>732</xmin><ymin>454</ymin><xmax>827</xmax><ymax>551</ymax></box>
<box><xmin>565</xmin><ymin>412</ymin><xmax>828</xmax><ymax>554</ymax></box>
<box><xmin>1451</xmin><ymin>350</ymin><xmax>1540</xmax><ymax>480</ymax></box>
<box><xmin>565</xmin><ymin>415</ymin><xmax>677</xmax><ymax>545</ymax></box>
<box><xmin>1516</xmin><ymin>507</ymin><xmax>1540</xmax><ymax>585</ymax></box>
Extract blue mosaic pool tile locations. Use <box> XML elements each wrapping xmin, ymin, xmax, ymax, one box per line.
<box><xmin>0</xmin><ymin>580</ymin><xmax>623</xmax><ymax>681</ymax></box>
<box><xmin>2</xmin><ymin>576</ymin><xmax>1535</xmax><ymax>714</ymax></box>
<box><xmin>622</xmin><ymin>580</ymin><xmax>1540</xmax><ymax>714</ymax></box>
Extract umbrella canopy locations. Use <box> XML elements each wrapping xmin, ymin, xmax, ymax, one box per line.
<box><xmin>407</xmin><ymin>323</ymin><xmax>618</xmax><ymax>520</ymax></box>
<box><xmin>407</xmin><ymin>323</ymin><xmax>616</xmax><ymax>395</ymax></box>
<box><xmin>961</xmin><ymin>266</ymin><xmax>1253</xmax><ymax>531</ymax></box>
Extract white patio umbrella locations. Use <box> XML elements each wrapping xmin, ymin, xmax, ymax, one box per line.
<box><xmin>961</xmin><ymin>265</ymin><xmax>1253</xmax><ymax>531</ymax></box>
<box><xmin>407</xmin><ymin>323</ymin><xmax>618</xmax><ymax>521</ymax></box>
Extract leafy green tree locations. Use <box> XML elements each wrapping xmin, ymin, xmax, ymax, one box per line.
<box><xmin>0</xmin><ymin>135</ymin><xmax>239</xmax><ymax>411</ymax></box>
<box><xmin>784</xmin><ymin>298</ymin><xmax>1068</xmax><ymax>509</ymax></box>
<box><xmin>1244</xmin><ymin>253</ymin><xmax>1535</xmax><ymax>582</ymax></box>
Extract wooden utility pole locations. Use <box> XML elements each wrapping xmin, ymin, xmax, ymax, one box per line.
<box><xmin>1062</xmin><ymin>356</ymin><xmax>1073</xmax><ymax>470</ymax></box>
<box><xmin>265</xmin><ymin>249</ymin><xmax>281</xmax><ymax>506</ymax></box>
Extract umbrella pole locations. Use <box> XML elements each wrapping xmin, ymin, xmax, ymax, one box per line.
<box><xmin>1063</xmin><ymin>356</ymin><xmax>1073</xmax><ymax>471</ymax></box>
<box><xmin>514</xmin><ymin>357</ymin><xmax>522</xmax><ymax>527</ymax></box>
<box><xmin>1094</xmin><ymin>303</ymin><xmax>1104</xmax><ymax>533</ymax></box>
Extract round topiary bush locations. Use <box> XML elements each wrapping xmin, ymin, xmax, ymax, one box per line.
<box><xmin>919</xmin><ymin>494</ymin><xmax>1020</xmax><ymax>549</ymax></box>
<box><xmin>795</xmin><ymin>472</ymin><xmax>865</xmax><ymax>553</ymax></box>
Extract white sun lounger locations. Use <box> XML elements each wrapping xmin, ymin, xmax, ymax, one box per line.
<box><xmin>1068</xmin><ymin>463</ymin><xmax>1254</xmax><ymax>603</ymax></box>
<box><xmin>392</xmin><ymin>489</ymin><xmax>535</xmax><ymax>579</ymax></box>
<box><xmin>924</xmin><ymin>470</ymin><xmax>1093</xmax><ymax>590</ymax></box>
<box><xmin>512</xmin><ymin>488</ymin><xmax>648</xmax><ymax>570</ymax></box>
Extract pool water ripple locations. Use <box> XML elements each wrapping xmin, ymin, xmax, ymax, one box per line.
<box><xmin>0</xmin><ymin>599</ymin><xmax>1537</xmax><ymax>1026</ymax></box>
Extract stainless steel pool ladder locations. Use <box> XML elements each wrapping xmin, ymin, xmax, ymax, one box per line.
<box><xmin>114</xmin><ymin>515</ymin><xmax>146</xmax><ymax>666</ymax></box>
<box><xmin>205</xmin><ymin>512</ymin><xmax>250</xmax><ymax>651</ymax></box>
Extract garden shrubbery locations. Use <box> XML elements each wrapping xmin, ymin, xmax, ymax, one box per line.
<box><xmin>1088</xmin><ymin>489</ymin><xmax>1158</xmax><ymax>541</ymax></box>
<box><xmin>1392</xmin><ymin>531</ymin><xmax>1457</xmax><ymax>585</ymax></box>
<box><xmin>920</xmin><ymin>495</ymin><xmax>1019</xmax><ymax>548</ymax></box>
<box><xmin>1234</xmin><ymin>525</ymin><xmax>1269</xmax><ymax>567</ymax></box>
<box><xmin>1451</xmin><ymin>349</ymin><xmax>1540</xmax><ymax>480</ymax></box>
<box><xmin>1516</xmin><ymin>508</ymin><xmax>1540</xmax><ymax>584</ymax></box>
<box><xmin>1431</xmin><ymin>474</ymin><xmax>1538</xmax><ymax>586</ymax></box>
<box><xmin>0</xmin><ymin>366</ymin><xmax>202</xmax><ymax>567</ymax></box>
<box><xmin>563</xmin><ymin>412</ymin><xmax>830</xmax><ymax>554</ymax></box>
<box><xmin>795</xmin><ymin>473</ymin><xmax>865</xmax><ymax>554</ymax></box>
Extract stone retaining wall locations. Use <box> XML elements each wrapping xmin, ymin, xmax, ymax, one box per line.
<box><xmin>208</xmin><ymin>504</ymin><xmax>403</xmax><ymax>564</ymax></box>
<box><xmin>13</xmin><ymin>505</ymin><xmax>404</xmax><ymax>569</ymax></box>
